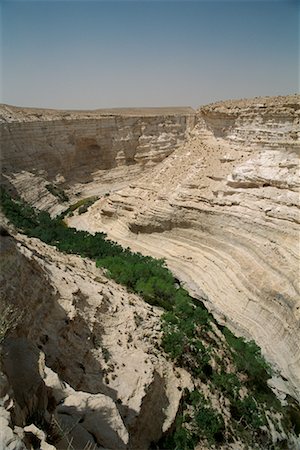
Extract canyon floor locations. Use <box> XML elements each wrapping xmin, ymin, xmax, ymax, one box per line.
<box><xmin>0</xmin><ymin>94</ymin><xmax>299</xmax><ymax>449</ymax></box>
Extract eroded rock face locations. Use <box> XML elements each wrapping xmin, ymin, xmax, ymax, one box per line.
<box><xmin>0</xmin><ymin>105</ymin><xmax>195</xmax><ymax>215</ymax></box>
<box><xmin>66</xmin><ymin>95</ymin><xmax>300</xmax><ymax>401</ymax></box>
<box><xmin>1</xmin><ymin>337</ymin><xmax>48</xmax><ymax>427</ymax></box>
<box><xmin>56</xmin><ymin>391</ymin><xmax>129</xmax><ymax>450</ymax></box>
<box><xmin>0</xmin><ymin>232</ymin><xmax>191</xmax><ymax>449</ymax></box>
<box><xmin>0</xmin><ymin>95</ymin><xmax>299</xmax><ymax>446</ymax></box>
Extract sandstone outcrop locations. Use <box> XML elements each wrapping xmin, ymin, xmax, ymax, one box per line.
<box><xmin>66</xmin><ymin>95</ymin><xmax>300</xmax><ymax>402</ymax></box>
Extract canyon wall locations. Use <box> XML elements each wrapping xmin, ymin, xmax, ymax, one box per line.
<box><xmin>1</xmin><ymin>95</ymin><xmax>299</xmax><ymax>404</ymax></box>
<box><xmin>66</xmin><ymin>95</ymin><xmax>300</xmax><ymax>401</ymax></box>
<box><xmin>0</xmin><ymin>105</ymin><xmax>194</xmax><ymax>213</ymax></box>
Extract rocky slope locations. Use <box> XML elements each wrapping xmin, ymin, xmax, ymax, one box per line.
<box><xmin>0</xmin><ymin>105</ymin><xmax>194</xmax><ymax>215</ymax></box>
<box><xmin>66</xmin><ymin>95</ymin><xmax>300</xmax><ymax>402</ymax></box>
<box><xmin>1</xmin><ymin>218</ymin><xmax>299</xmax><ymax>449</ymax></box>
<box><xmin>0</xmin><ymin>229</ymin><xmax>191</xmax><ymax>449</ymax></box>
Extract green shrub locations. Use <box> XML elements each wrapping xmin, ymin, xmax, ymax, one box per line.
<box><xmin>230</xmin><ymin>395</ymin><xmax>267</xmax><ymax>428</ymax></box>
<box><xmin>286</xmin><ymin>403</ymin><xmax>300</xmax><ymax>435</ymax></box>
<box><xmin>162</xmin><ymin>327</ymin><xmax>186</xmax><ymax>359</ymax></box>
<box><xmin>223</xmin><ymin>327</ymin><xmax>272</xmax><ymax>385</ymax></box>
<box><xmin>159</xmin><ymin>391</ymin><xmax>224</xmax><ymax>449</ymax></box>
<box><xmin>212</xmin><ymin>371</ymin><xmax>241</xmax><ymax>400</ymax></box>
<box><xmin>194</xmin><ymin>404</ymin><xmax>225</xmax><ymax>445</ymax></box>
<box><xmin>161</xmin><ymin>420</ymin><xmax>196</xmax><ymax>450</ymax></box>
<box><xmin>161</xmin><ymin>292</ymin><xmax>212</xmax><ymax>377</ymax></box>
<box><xmin>96</xmin><ymin>253</ymin><xmax>176</xmax><ymax>310</ymax></box>
<box><xmin>166</xmin><ymin>426</ymin><xmax>196</xmax><ymax>450</ymax></box>
<box><xmin>58</xmin><ymin>196</ymin><xmax>98</xmax><ymax>219</ymax></box>
<box><xmin>46</xmin><ymin>184</ymin><xmax>69</xmax><ymax>202</ymax></box>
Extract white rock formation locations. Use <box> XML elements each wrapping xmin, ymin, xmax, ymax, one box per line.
<box><xmin>0</xmin><ymin>230</ymin><xmax>191</xmax><ymax>449</ymax></box>
<box><xmin>56</xmin><ymin>391</ymin><xmax>129</xmax><ymax>450</ymax></box>
<box><xmin>0</xmin><ymin>94</ymin><xmax>299</xmax><ymax>447</ymax></box>
<box><xmin>66</xmin><ymin>95</ymin><xmax>300</xmax><ymax>401</ymax></box>
<box><xmin>0</xmin><ymin>105</ymin><xmax>194</xmax><ymax>215</ymax></box>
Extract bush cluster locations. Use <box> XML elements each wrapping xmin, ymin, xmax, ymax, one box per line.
<box><xmin>161</xmin><ymin>390</ymin><xmax>225</xmax><ymax>449</ymax></box>
<box><xmin>97</xmin><ymin>253</ymin><xmax>181</xmax><ymax>310</ymax></box>
<box><xmin>0</xmin><ymin>188</ymin><xmax>120</xmax><ymax>258</ymax></box>
<box><xmin>45</xmin><ymin>184</ymin><xmax>69</xmax><ymax>202</ymax></box>
<box><xmin>1</xmin><ymin>189</ymin><xmax>186</xmax><ymax>310</ymax></box>
<box><xmin>222</xmin><ymin>327</ymin><xmax>272</xmax><ymax>386</ymax></box>
<box><xmin>161</xmin><ymin>294</ymin><xmax>212</xmax><ymax>377</ymax></box>
<box><xmin>59</xmin><ymin>196</ymin><xmax>99</xmax><ymax>218</ymax></box>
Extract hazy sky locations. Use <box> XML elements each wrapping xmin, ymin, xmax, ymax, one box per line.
<box><xmin>1</xmin><ymin>0</ymin><xmax>299</xmax><ymax>109</ymax></box>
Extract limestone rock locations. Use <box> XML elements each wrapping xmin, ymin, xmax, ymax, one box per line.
<box><xmin>0</xmin><ymin>407</ymin><xmax>26</xmax><ymax>450</ymax></box>
<box><xmin>23</xmin><ymin>424</ymin><xmax>56</xmax><ymax>450</ymax></box>
<box><xmin>0</xmin><ymin>232</ymin><xmax>191</xmax><ymax>448</ymax></box>
<box><xmin>56</xmin><ymin>391</ymin><xmax>128</xmax><ymax>449</ymax></box>
<box><xmin>67</xmin><ymin>95</ymin><xmax>300</xmax><ymax>402</ymax></box>
<box><xmin>1</xmin><ymin>337</ymin><xmax>48</xmax><ymax>427</ymax></box>
<box><xmin>0</xmin><ymin>105</ymin><xmax>194</xmax><ymax>215</ymax></box>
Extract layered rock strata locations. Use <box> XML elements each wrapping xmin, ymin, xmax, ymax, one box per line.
<box><xmin>1</xmin><ymin>95</ymin><xmax>299</xmax><ymax>395</ymax></box>
<box><xmin>67</xmin><ymin>95</ymin><xmax>300</xmax><ymax>401</ymax></box>
<box><xmin>0</xmin><ymin>105</ymin><xmax>194</xmax><ymax>214</ymax></box>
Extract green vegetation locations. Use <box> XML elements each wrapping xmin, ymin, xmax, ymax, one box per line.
<box><xmin>46</xmin><ymin>184</ymin><xmax>69</xmax><ymax>202</ymax></box>
<box><xmin>212</xmin><ymin>371</ymin><xmax>241</xmax><ymax>399</ymax></box>
<box><xmin>161</xmin><ymin>295</ymin><xmax>212</xmax><ymax>378</ymax></box>
<box><xmin>0</xmin><ymin>188</ymin><xmax>183</xmax><ymax>311</ymax></box>
<box><xmin>223</xmin><ymin>327</ymin><xmax>272</xmax><ymax>386</ymax></box>
<box><xmin>59</xmin><ymin>196</ymin><xmax>99</xmax><ymax>218</ymax></box>
<box><xmin>1</xmin><ymin>188</ymin><xmax>299</xmax><ymax>448</ymax></box>
<box><xmin>0</xmin><ymin>188</ymin><xmax>120</xmax><ymax>259</ymax></box>
<box><xmin>160</xmin><ymin>302</ymin><xmax>286</xmax><ymax>447</ymax></box>
<box><xmin>96</xmin><ymin>253</ymin><xmax>178</xmax><ymax>310</ymax></box>
<box><xmin>230</xmin><ymin>395</ymin><xmax>267</xmax><ymax>428</ymax></box>
<box><xmin>158</xmin><ymin>390</ymin><xmax>225</xmax><ymax>449</ymax></box>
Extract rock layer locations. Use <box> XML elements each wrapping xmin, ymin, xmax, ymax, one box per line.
<box><xmin>0</xmin><ymin>105</ymin><xmax>194</xmax><ymax>214</ymax></box>
<box><xmin>66</xmin><ymin>95</ymin><xmax>300</xmax><ymax>401</ymax></box>
<box><xmin>1</xmin><ymin>95</ymin><xmax>299</xmax><ymax>403</ymax></box>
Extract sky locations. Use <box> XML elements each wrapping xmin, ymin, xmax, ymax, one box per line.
<box><xmin>0</xmin><ymin>0</ymin><xmax>299</xmax><ymax>109</ymax></box>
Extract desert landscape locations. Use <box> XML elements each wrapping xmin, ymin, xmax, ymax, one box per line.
<box><xmin>1</xmin><ymin>94</ymin><xmax>299</xmax><ymax>449</ymax></box>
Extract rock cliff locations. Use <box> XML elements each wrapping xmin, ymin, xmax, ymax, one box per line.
<box><xmin>0</xmin><ymin>105</ymin><xmax>194</xmax><ymax>215</ymax></box>
<box><xmin>66</xmin><ymin>95</ymin><xmax>300</xmax><ymax>401</ymax></box>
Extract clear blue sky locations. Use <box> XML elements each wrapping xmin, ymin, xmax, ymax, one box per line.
<box><xmin>0</xmin><ymin>0</ymin><xmax>299</xmax><ymax>109</ymax></box>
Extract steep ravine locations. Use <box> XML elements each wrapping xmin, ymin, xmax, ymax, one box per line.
<box><xmin>66</xmin><ymin>95</ymin><xmax>300</xmax><ymax>402</ymax></box>
<box><xmin>0</xmin><ymin>95</ymin><xmax>299</xmax><ymax>449</ymax></box>
<box><xmin>0</xmin><ymin>105</ymin><xmax>194</xmax><ymax>215</ymax></box>
<box><xmin>1</xmin><ymin>199</ymin><xmax>299</xmax><ymax>449</ymax></box>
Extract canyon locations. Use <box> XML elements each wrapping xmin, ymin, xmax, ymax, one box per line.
<box><xmin>0</xmin><ymin>94</ymin><xmax>299</xmax><ymax>449</ymax></box>
<box><xmin>0</xmin><ymin>105</ymin><xmax>194</xmax><ymax>215</ymax></box>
